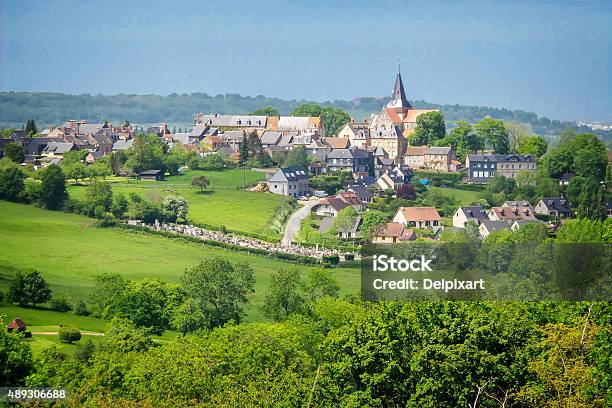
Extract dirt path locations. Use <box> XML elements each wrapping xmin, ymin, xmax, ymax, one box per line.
<box><xmin>31</xmin><ymin>331</ymin><xmax>105</xmax><ymax>336</ymax></box>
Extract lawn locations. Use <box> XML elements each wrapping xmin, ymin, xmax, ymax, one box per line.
<box><xmin>67</xmin><ymin>169</ymin><xmax>284</xmax><ymax>237</ymax></box>
<box><xmin>427</xmin><ymin>186</ymin><xmax>484</xmax><ymax>206</ymax></box>
<box><xmin>0</xmin><ymin>201</ymin><xmax>360</xmax><ymax>323</ymax></box>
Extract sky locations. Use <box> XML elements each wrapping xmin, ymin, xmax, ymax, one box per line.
<box><xmin>1</xmin><ymin>0</ymin><xmax>611</xmax><ymax>122</ymax></box>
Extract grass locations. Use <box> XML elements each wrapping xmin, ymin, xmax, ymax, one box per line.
<box><xmin>67</xmin><ymin>169</ymin><xmax>284</xmax><ymax>237</ymax></box>
<box><xmin>0</xmin><ymin>201</ymin><xmax>360</xmax><ymax>323</ymax></box>
<box><xmin>427</xmin><ymin>186</ymin><xmax>484</xmax><ymax>206</ymax></box>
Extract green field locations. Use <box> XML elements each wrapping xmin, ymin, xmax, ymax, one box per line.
<box><xmin>0</xmin><ymin>201</ymin><xmax>360</xmax><ymax>324</ymax></box>
<box><xmin>427</xmin><ymin>186</ymin><xmax>484</xmax><ymax>206</ymax></box>
<box><xmin>67</xmin><ymin>169</ymin><xmax>284</xmax><ymax>237</ymax></box>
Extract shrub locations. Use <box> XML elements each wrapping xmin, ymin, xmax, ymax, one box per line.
<box><xmin>50</xmin><ymin>293</ymin><xmax>72</xmax><ymax>312</ymax></box>
<box><xmin>73</xmin><ymin>299</ymin><xmax>90</xmax><ymax>316</ymax></box>
<box><xmin>322</xmin><ymin>255</ymin><xmax>340</xmax><ymax>265</ymax></box>
<box><xmin>344</xmin><ymin>253</ymin><xmax>355</xmax><ymax>261</ymax></box>
<box><xmin>58</xmin><ymin>328</ymin><xmax>81</xmax><ymax>344</ymax></box>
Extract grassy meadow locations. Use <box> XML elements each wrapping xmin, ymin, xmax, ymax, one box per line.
<box><xmin>67</xmin><ymin>169</ymin><xmax>284</xmax><ymax>237</ymax></box>
<box><xmin>0</xmin><ymin>201</ymin><xmax>360</xmax><ymax>325</ymax></box>
<box><xmin>427</xmin><ymin>186</ymin><xmax>484</xmax><ymax>206</ymax></box>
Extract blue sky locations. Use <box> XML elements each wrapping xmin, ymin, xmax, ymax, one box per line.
<box><xmin>1</xmin><ymin>0</ymin><xmax>611</xmax><ymax>122</ymax></box>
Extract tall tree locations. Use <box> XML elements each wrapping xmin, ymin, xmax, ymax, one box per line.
<box><xmin>0</xmin><ymin>159</ymin><xmax>25</xmax><ymax>201</ymax></box>
<box><xmin>263</xmin><ymin>267</ymin><xmax>306</xmax><ymax>321</ymax></box>
<box><xmin>38</xmin><ymin>164</ymin><xmax>68</xmax><ymax>210</ymax></box>
<box><xmin>284</xmin><ymin>145</ymin><xmax>309</xmax><ymax>168</ymax></box>
<box><xmin>411</xmin><ymin>111</ymin><xmax>446</xmax><ymax>146</ymax></box>
<box><xmin>7</xmin><ymin>271</ymin><xmax>52</xmax><ymax>307</ymax></box>
<box><xmin>3</xmin><ymin>142</ymin><xmax>24</xmax><ymax>163</ymax></box>
<box><xmin>25</xmin><ymin>119</ymin><xmax>38</xmax><ymax>136</ymax></box>
<box><xmin>474</xmin><ymin>117</ymin><xmax>510</xmax><ymax>154</ymax></box>
<box><xmin>250</xmin><ymin>107</ymin><xmax>280</xmax><ymax>116</ymax></box>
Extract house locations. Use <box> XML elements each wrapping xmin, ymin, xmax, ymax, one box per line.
<box><xmin>466</xmin><ymin>154</ymin><xmax>536</xmax><ymax>183</ymax></box>
<box><xmin>535</xmin><ymin>197</ymin><xmax>572</xmax><ymax>218</ymax></box>
<box><xmin>85</xmin><ymin>151</ymin><xmax>103</xmax><ymax>163</ymax></box>
<box><xmin>323</xmin><ymin>137</ymin><xmax>351</xmax><ymax>150</ymax></box>
<box><xmin>488</xmin><ymin>206</ymin><xmax>537</xmax><ymax>222</ymax></box>
<box><xmin>267</xmin><ymin>166</ymin><xmax>310</xmax><ymax>198</ymax></box>
<box><xmin>558</xmin><ymin>172</ymin><xmax>575</xmax><ymax>186</ymax></box>
<box><xmin>479</xmin><ymin>220</ymin><xmax>511</xmax><ymax>238</ymax></box>
<box><xmin>312</xmin><ymin>197</ymin><xmax>353</xmax><ymax>218</ymax></box>
<box><xmin>41</xmin><ymin>142</ymin><xmax>77</xmax><ymax>156</ymax></box>
<box><xmin>260</xmin><ymin>131</ymin><xmax>283</xmax><ymax>149</ymax></box>
<box><xmin>424</xmin><ymin>146</ymin><xmax>456</xmax><ymax>172</ymax></box>
<box><xmin>201</xmin><ymin>135</ymin><xmax>223</xmax><ymax>151</ymax></box>
<box><xmin>335</xmin><ymin>191</ymin><xmax>366</xmax><ymax>211</ymax></box>
<box><xmin>404</xmin><ymin>145</ymin><xmax>427</xmax><ymax>169</ymax></box>
<box><xmin>112</xmin><ymin>139</ymin><xmax>134</xmax><ymax>151</ymax></box>
<box><xmin>319</xmin><ymin>216</ymin><xmax>362</xmax><ymax>239</ymax></box>
<box><xmin>326</xmin><ymin>148</ymin><xmax>371</xmax><ymax>177</ymax></box>
<box><xmin>346</xmin><ymin>185</ymin><xmax>374</xmax><ymax>203</ymax></box>
<box><xmin>138</xmin><ymin>169</ymin><xmax>164</xmax><ymax>181</ymax></box>
<box><xmin>276</xmin><ymin>116</ymin><xmax>325</xmax><ymax>136</ymax></box>
<box><xmin>371</xmin><ymin>222</ymin><xmax>416</xmax><ymax>244</ymax></box>
<box><xmin>393</xmin><ymin>207</ymin><xmax>441</xmax><ymax>230</ymax></box>
<box><xmin>511</xmin><ymin>219</ymin><xmax>540</xmax><ymax>231</ymax></box>
<box><xmin>453</xmin><ymin>205</ymin><xmax>489</xmax><ymax>228</ymax></box>
<box><xmin>337</xmin><ymin>120</ymin><xmax>369</xmax><ymax>148</ymax></box>
<box><xmin>7</xmin><ymin>318</ymin><xmax>27</xmax><ymax>333</ymax></box>
<box><xmin>219</xmin><ymin>131</ymin><xmax>245</xmax><ymax>150</ymax></box>
<box><xmin>193</xmin><ymin>114</ymin><xmax>267</xmax><ymax>132</ymax></box>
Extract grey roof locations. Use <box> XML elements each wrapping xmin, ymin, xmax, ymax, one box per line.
<box><xmin>197</xmin><ymin>114</ymin><xmax>267</xmax><ymax>128</ymax></box>
<box><xmin>260</xmin><ymin>131</ymin><xmax>282</xmax><ymax>146</ymax></box>
<box><xmin>171</xmin><ymin>133</ymin><xmax>191</xmax><ymax>144</ymax></box>
<box><xmin>386</xmin><ymin>71</ymin><xmax>412</xmax><ymax>110</ymax></box>
<box><xmin>112</xmin><ymin>139</ymin><xmax>134</xmax><ymax>150</ymax></box>
<box><xmin>268</xmin><ymin>166</ymin><xmax>308</xmax><ymax>182</ymax></box>
<box><xmin>468</xmin><ymin>154</ymin><xmax>535</xmax><ymax>162</ymax></box>
<box><xmin>540</xmin><ymin>197</ymin><xmax>571</xmax><ymax>212</ymax></box>
<box><xmin>43</xmin><ymin>142</ymin><xmax>74</xmax><ymax>154</ymax></box>
<box><xmin>189</xmin><ymin>124</ymin><xmax>209</xmax><ymax>138</ymax></box>
<box><xmin>458</xmin><ymin>205</ymin><xmax>488</xmax><ymax>221</ymax></box>
<box><xmin>139</xmin><ymin>169</ymin><xmax>163</xmax><ymax>175</ymax></box>
<box><xmin>426</xmin><ymin>146</ymin><xmax>452</xmax><ymax>155</ymax></box>
<box><xmin>481</xmin><ymin>220</ymin><xmax>510</xmax><ymax>233</ymax></box>
<box><xmin>220</xmin><ymin>131</ymin><xmax>245</xmax><ymax>142</ymax></box>
<box><xmin>203</xmin><ymin>127</ymin><xmax>219</xmax><ymax>137</ymax></box>
<box><xmin>327</xmin><ymin>148</ymin><xmax>353</xmax><ymax>159</ymax></box>
<box><xmin>319</xmin><ymin>217</ymin><xmax>334</xmax><ymax>234</ymax></box>
<box><xmin>277</xmin><ymin>134</ymin><xmax>293</xmax><ymax>147</ymax></box>
<box><xmin>77</xmin><ymin>123</ymin><xmax>103</xmax><ymax>135</ymax></box>
<box><xmin>347</xmin><ymin>185</ymin><xmax>374</xmax><ymax>200</ymax></box>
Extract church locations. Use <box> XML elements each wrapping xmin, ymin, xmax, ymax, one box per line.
<box><xmin>368</xmin><ymin>71</ymin><xmax>439</xmax><ymax>160</ymax></box>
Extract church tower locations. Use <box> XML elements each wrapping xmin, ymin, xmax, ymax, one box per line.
<box><xmin>386</xmin><ymin>69</ymin><xmax>412</xmax><ymax>119</ymax></box>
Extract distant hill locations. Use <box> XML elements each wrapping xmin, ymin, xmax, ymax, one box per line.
<box><xmin>0</xmin><ymin>91</ymin><xmax>602</xmax><ymax>138</ymax></box>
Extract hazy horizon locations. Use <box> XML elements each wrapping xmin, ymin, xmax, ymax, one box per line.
<box><xmin>1</xmin><ymin>0</ymin><xmax>611</xmax><ymax>123</ymax></box>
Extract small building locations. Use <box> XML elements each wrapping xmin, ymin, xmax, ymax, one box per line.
<box><xmin>371</xmin><ymin>222</ymin><xmax>416</xmax><ymax>244</ymax></box>
<box><xmin>511</xmin><ymin>219</ymin><xmax>540</xmax><ymax>232</ymax></box>
<box><xmin>138</xmin><ymin>169</ymin><xmax>164</xmax><ymax>181</ymax></box>
<box><xmin>404</xmin><ymin>145</ymin><xmax>427</xmax><ymax>169</ymax></box>
<box><xmin>535</xmin><ymin>197</ymin><xmax>572</xmax><ymax>218</ymax></box>
<box><xmin>85</xmin><ymin>151</ymin><xmax>103</xmax><ymax>163</ymax></box>
<box><xmin>346</xmin><ymin>185</ymin><xmax>374</xmax><ymax>203</ymax></box>
<box><xmin>7</xmin><ymin>318</ymin><xmax>27</xmax><ymax>332</ymax></box>
<box><xmin>319</xmin><ymin>216</ymin><xmax>362</xmax><ymax>239</ymax></box>
<box><xmin>488</xmin><ymin>206</ymin><xmax>537</xmax><ymax>222</ymax></box>
<box><xmin>558</xmin><ymin>172</ymin><xmax>575</xmax><ymax>186</ymax></box>
<box><xmin>393</xmin><ymin>206</ymin><xmax>441</xmax><ymax>230</ymax></box>
<box><xmin>326</xmin><ymin>148</ymin><xmax>371</xmax><ymax>177</ymax></box>
<box><xmin>267</xmin><ymin>166</ymin><xmax>310</xmax><ymax>198</ymax></box>
<box><xmin>453</xmin><ymin>205</ymin><xmax>489</xmax><ymax>228</ymax></box>
<box><xmin>479</xmin><ymin>220</ymin><xmax>511</xmax><ymax>238</ymax></box>
<box><xmin>424</xmin><ymin>146</ymin><xmax>455</xmax><ymax>172</ymax></box>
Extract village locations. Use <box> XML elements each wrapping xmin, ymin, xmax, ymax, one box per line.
<box><xmin>1</xmin><ymin>71</ymin><xmax>610</xmax><ymax>259</ymax></box>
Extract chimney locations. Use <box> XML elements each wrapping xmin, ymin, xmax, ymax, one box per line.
<box><xmin>351</xmin><ymin>117</ymin><xmax>355</xmax><ymax>123</ymax></box>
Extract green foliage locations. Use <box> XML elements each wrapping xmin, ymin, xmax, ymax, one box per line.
<box><xmin>360</xmin><ymin>210</ymin><xmax>387</xmax><ymax>240</ymax></box>
<box><xmin>73</xmin><ymin>299</ymin><xmax>90</xmax><ymax>316</ymax></box>
<box><xmin>37</xmin><ymin>164</ymin><xmax>68</xmax><ymax>210</ymax></box>
<box><xmin>446</xmin><ymin>120</ymin><xmax>481</xmax><ymax>162</ymax></box>
<box><xmin>85</xmin><ymin>180</ymin><xmax>113</xmax><ymax>214</ymax></box>
<box><xmin>103</xmin><ymin>317</ymin><xmax>153</xmax><ymax>353</ymax></box>
<box><xmin>250</xmin><ymin>106</ymin><xmax>280</xmax><ymax>116</ymax></box>
<box><xmin>61</xmin><ymin>150</ymin><xmax>88</xmax><ymax>165</ymax></box>
<box><xmin>162</xmin><ymin>194</ymin><xmax>189</xmax><ymax>221</ymax></box>
<box><xmin>284</xmin><ymin>145</ymin><xmax>309</xmax><ymax>168</ymax></box>
<box><xmin>50</xmin><ymin>292</ymin><xmax>73</xmax><ymax>312</ymax></box>
<box><xmin>0</xmin><ymin>158</ymin><xmax>26</xmax><ymax>201</ymax></box>
<box><xmin>0</xmin><ymin>315</ymin><xmax>34</xmax><ymax>385</ymax></box>
<box><xmin>58</xmin><ymin>327</ymin><xmax>82</xmax><ymax>344</ymax></box>
<box><xmin>332</xmin><ymin>206</ymin><xmax>358</xmax><ymax>236</ymax></box>
<box><xmin>411</xmin><ymin>111</ymin><xmax>447</xmax><ymax>145</ymax></box>
<box><xmin>474</xmin><ymin>117</ymin><xmax>510</xmax><ymax>154</ymax></box>
<box><xmin>62</xmin><ymin>161</ymin><xmax>87</xmax><ymax>183</ymax></box>
<box><xmin>290</xmin><ymin>103</ymin><xmax>350</xmax><ymax>136</ymax></box>
<box><xmin>517</xmin><ymin>135</ymin><xmax>548</xmax><ymax>157</ymax></box>
<box><xmin>25</xmin><ymin>118</ymin><xmax>38</xmax><ymax>136</ymax></box>
<box><xmin>171</xmin><ymin>298</ymin><xmax>207</xmax><ymax>335</ymax></box>
<box><xmin>191</xmin><ymin>175</ymin><xmax>210</xmax><ymax>191</ymax></box>
<box><xmin>3</xmin><ymin>141</ymin><xmax>24</xmax><ymax>163</ymax></box>
<box><xmin>263</xmin><ymin>267</ymin><xmax>306</xmax><ymax>321</ymax></box>
<box><xmin>125</xmin><ymin>133</ymin><xmax>167</xmax><ymax>173</ymax></box>
<box><xmin>7</xmin><ymin>270</ymin><xmax>52</xmax><ymax>307</ymax></box>
<box><xmin>181</xmin><ymin>258</ymin><xmax>255</xmax><ymax>328</ymax></box>
<box><xmin>306</xmin><ymin>267</ymin><xmax>339</xmax><ymax>301</ymax></box>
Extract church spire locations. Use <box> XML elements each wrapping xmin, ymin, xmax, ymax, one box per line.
<box><xmin>386</xmin><ymin>69</ymin><xmax>412</xmax><ymax>111</ymax></box>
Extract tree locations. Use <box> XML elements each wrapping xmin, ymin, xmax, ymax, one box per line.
<box><xmin>7</xmin><ymin>270</ymin><xmax>52</xmax><ymax>307</ymax></box>
<box><xmin>396</xmin><ymin>183</ymin><xmax>416</xmax><ymax>200</ymax></box>
<box><xmin>239</xmin><ymin>134</ymin><xmax>249</xmax><ymax>164</ymax></box>
<box><xmin>360</xmin><ymin>210</ymin><xmax>387</xmax><ymax>240</ymax></box>
<box><xmin>63</xmin><ymin>162</ymin><xmax>87</xmax><ymax>184</ymax></box>
<box><xmin>447</xmin><ymin>121</ymin><xmax>481</xmax><ymax>162</ymax></box>
<box><xmin>250</xmin><ymin>107</ymin><xmax>279</xmax><ymax>116</ymax></box>
<box><xmin>58</xmin><ymin>328</ymin><xmax>82</xmax><ymax>344</ymax></box>
<box><xmin>85</xmin><ymin>180</ymin><xmax>113</xmax><ymax>214</ymax></box>
<box><xmin>191</xmin><ymin>175</ymin><xmax>210</xmax><ymax>192</ymax></box>
<box><xmin>38</xmin><ymin>164</ymin><xmax>67</xmax><ymax>210</ymax></box>
<box><xmin>103</xmin><ymin>317</ymin><xmax>153</xmax><ymax>353</ymax></box>
<box><xmin>171</xmin><ymin>298</ymin><xmax>207</xmax><ymax>335</ymax></box>
<box><xmin>164</xmin><ymin>145</ymin><xmax>188</xmax><ymax>175</ymax></box>
<box><xmin>576</xmin><ymin>177</ymin><xmax>606</xmax><ymax>221</ymax></box>
<box><xmin>25</xmin><ymin>119</ymin><xmax>38</xmax><ymax>136</ymax></box>
<box><xmin>181</xmin><ymin>258</ymin><xmax>255</xmax><ymax>328</ymax></box>
<box><xmin>110</xmin><ymin>193</ymin><xmax>129</xmax><ymax>218</ymax></box>
<box><xmin>62</xmin><ymin>150</ymin><xmax>88</xmax><ymax>165</ymax></box>
<box><xmin>284</xmin><ymin>145</ymin><xmax>309</xmax><ymax>168</ymax></box>
<box><xmin>125</xmin><ymin>133</ymin><xmax>166</xmax><ymax>173</ymax></box>
<box><xmin>262</xmin><ymin>267</ymin><xmax>306</xmax><ymax>321</ymax></box>
<box><xmin>332</xmin><ymin>206</ymin><xmax>358</xmax><ymax>237</ymax></box>
<box><xmin>3</xmin><ymin>142</ymin><xmax>24</xmax><ymax>163</ymax></box>
<box><xmin>162</xmin><ymin>195</ymin><xmax>189</xmax><ymax>221</ymax></box>
<box><xmin>50</xmin><ymin>292</ymin><xmax>73</xmax><ymax>312</ymax></box>
<box><xmin>0</xmin><ymin>316</ymin><xmax>34</xmax><ymax>385</ymax></box>
<box><xmin>411</xmin><ymin>111</ymin><xmax>446</xmax><ymax>145</ymax></box>
<box><xmin>474</xmin><ymin>117</ymin><xmax>510</xmax><ymax>154</ymax></box>
<box><xmin>290</xmin><ymin>103</ymin><xmax>350</xmax><ymax>136</ymax></box>
<box><xmin>505</xmin><ymin>122</ymin><xmax>532</xmax><ymax>153</ymax></box>
<box><xmin>87</xmin><ymin>161</ymin><xmax>112</xmax><ymax>181</ymax></box>
<box><xmin>0</xmin><ymin>159</ymin><xmax>25</xmax><ymax>201</ymax></box>
<box><xmin>306</xmin><ymin>267</ymin><xmax>339</xmax><ymax>301</ymax></box>
<box><xmin>516</xmin><ymin>135</ymin><xmax>548</xmax><ymax>157</ymax></box>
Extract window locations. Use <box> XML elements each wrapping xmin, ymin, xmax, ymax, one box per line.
<box><xmin>274</xmin><ymin>184</ymin><xmax>278</xmax><ymax>189</ymax></box>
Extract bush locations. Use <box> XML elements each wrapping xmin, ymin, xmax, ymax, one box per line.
<box><xmin>73</xmin><ymin>299</ymin><xmax>90</xmax><ymax>316</ymax></box>
<box><xmin>50</xmin><ymin>293</ymin><xmax>72</xmax><ymax>312</ymax></box>
<box><xmin>344</xmin><ymin>253</ymin><xmax>355</xmax><ymax>261</ymax></box>
<box><xmin>322</xmin><ymin>255</ymin><xmax>340</xmax><ymax>265</ymax></box>
<box><xmin>58</xmin><ymin>328</ymin><xmax>81</xmax><ymax>344</ymax></box>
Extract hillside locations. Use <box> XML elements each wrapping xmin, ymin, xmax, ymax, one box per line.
<box><xmin>0</xmin><ymin>91</ymin><xmax>588</xmax><ymax>136</ymax></box>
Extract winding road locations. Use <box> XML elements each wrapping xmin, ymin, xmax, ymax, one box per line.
<box><xmin>282</xmin><ymin>200</ymin><xmax>318</xmax><ymax>245</ymax></box>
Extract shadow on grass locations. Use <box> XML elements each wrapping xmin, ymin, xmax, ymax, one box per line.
<box><xmin>194</xmin><ymin>190</ymin><xmax>213</xmax><ymax>195</ymax></box>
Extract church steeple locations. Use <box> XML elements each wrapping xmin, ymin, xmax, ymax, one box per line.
<box><xmin>386</xmin><ymin>68</ymin><xmax>412</xmax><ymax>111</ymax></box>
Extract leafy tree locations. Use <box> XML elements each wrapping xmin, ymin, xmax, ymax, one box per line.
<box><xmin>25</xmin><ymin>119</ymin><xmax>37</xmax><ymax>136</ymax></box>
<box><xmin>181</xmin><ymin>258</ymin><xmax>255</xmax><ymax>328</ymax></box>
<box><xmin>446</xmin><ymin>121</ymin><xmax>481</xmax><ymax>162</ymax></box>
<box><xmin>191</xmin><ymin>175</ymin><xmax>210</xmax><ymax>191</ymax></box>
<box><xmin>73</xmin><ymin>299</ymin><xmax>90</xmax><ymax>316</ymax></box>
<box><xmin>0</xmin><ymin>158</ymin><xmax>26</xmax><ymax>201</ymax></box>
<box><xmin>103</xmin><ymin>317</ymin><xmax>153</xmax><ymax>353</ymax></box>
<box><xmin>58</xmin><ymin>328</ymin><xmax>82</xmax><ymax>344</ymax></box>
<box><xmin>411</xmin><ymin>111</ymin><xmax>446</xmax><ymax>145</ymax></box>
<box><xmin>164</xmin><ymin>145</ymin><xmax>189</xmax><ymax>175</ymax></box>
<box><xmin>125</xmin><ymin>134</ymin><xmax>166</xmax><ymax>173</ymax></box>
<box><xmin>109</xmin><ymin>151</ymin><xmax>126</xmax><ymax>174</ymax></box>
<box><xmin>162</xmin><ymin>195</ymin><xmax>189</xmax><ymax>221</ymax></box>
<box><xmin>360</xmin><ymin>210</ymin><xmax>387</xmax><ymax>240</ymax></box>
<box><xmin>7</xmin><ymin>270</ymin><xmax>52</xmax><ymax>307</ymax></box>
<box><xmin>474</xmin><ymin>117</ymin><xmax>510</xmax><ymax>154</ymax></box>
<box><xmin>517</xmin><ymin>135</ymin><xmax>548</xmax><ymax>157</ymax></box>
<box><xmin>284</xmin><ymin>145</ymin><xmax>309</xmax><ymax>168</ymax></box>
<box><xmin>87</xmin><ymin>161</ymin><xmax>112</xmax><ymax>181</ymax></box>
<box><xmin>505</xmin><ymin>122</ymin><xmax>532</xmax><ymax>152</ymax></box>
<box><xmin>263</xmin><ymin>267</ymin><xmax>306</xmax><ymax>321</ymax></box>
<box><xmin>396</xmin><ymin>182</ymin><xmax>416</xmax><ymax>200</ymax></box>
<box><xmin>91</xmin><ymin>273</ymin><xmax>128</xmax><ymax>317</ymax></box>
<box><xmin>171</xmin><ymin>298</ymin><xmax>207</xmax><ymax>335</ymax></box>
<box><xmin>85</xmin><ymin>180</ymin><xmax>113</xmax><ymax>213</ymax></box>
<box><xmin>250</xmin><ymin>106</ymin><xmax>280</xmax><ymax>116</ymax></box>
<box><xmin>63</xmin><ymin>162</ymin><xmax>87</xmax><ymax>184</ymax></box>
<box><xmin>306</xmin><ymin>267</ymin><xmax>339</xmax><ymax>301</ymax></box>
<box><xmin>3</xmin><ymin>142</ymin><xmax>24</xmax><ymax>163</ymax></box>
<box><xmin>332</xmin><ymin>206</ymin><xmax>358</xmax><ymax>237</ymax></box>
<box><xmin>290</xmin><ymin>103</ymin><xmax>350</xmax><ymax>136</ymax></box>
<box><xmin>239</xmin><ymin>134</ymin><xmax>249</xmax><ymax>164</ymax></box>
<box><xmin>110</xmin><ymin>193</ymin><xmax>129</xmax><ymax>218</ymax></box>
<box><xmin>38</xmin><ymin>164</ymin><xmax>68</xmax><ymax>210</ymax></box>
<box><xmin>0</xmin><ymin>316</ymin><xmax>34</xmax><ymax>385</ymax></box>
<box><xmin>50</xmin><ymin>293</ymin><xmax>73</xmax><ymax>312</ymax></box>
<box><xmin>62</xmin><ymin>150</ymin><xmax>88</xmax><ymax>165</ymax></box>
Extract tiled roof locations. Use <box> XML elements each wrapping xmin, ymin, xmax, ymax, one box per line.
<box><xmin>399</xmin><ymin>206</ymin><xmax>441</xmax><ymax>221</ymax></box>
<box><xmin>405</xmin><ymin>146</ymin><xmax>427</xmax><ymax>156</ymax></box>
<box><xmin>323</xmin><ymin>137</ymin><xmax>350</xmax><ymax>149</ymax></box>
